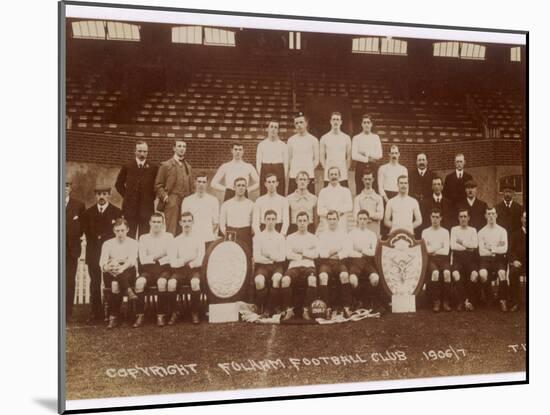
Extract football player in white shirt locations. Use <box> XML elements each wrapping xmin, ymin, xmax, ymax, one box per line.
<box><xmin>352</xmin><ymin>114</ymin><xmax>382</xmax><ymax>194</ymax></box>
<box><xmin>99</xmin><ymin>218</ymin><xmax>138</xmax><ymax>329</ymax></box>
<box><xmin>219</xmin><ymin>177</ymin><xmax>255</xmax><ymax>254</ymax></box>
<box><xmin>422</xmin><ymin>208</ymin><xmax>451</xmax><ymax>313</ymax></box>
<box><xmin>378</xmin><ymin>145</ymin><xmax>408</xmax><ymax>203</ymax></box>
<box><xmin>348</xmin><ymin>210</ymin><xmax>384</xmax><ymax>313</ymax></box>
<box><xmin>211</xmin><ymin>142</ymin><xmax>259</xmax><ymax>201</ymax></box>
<box><xmin>134</xmin><ymin>213</ymin><xmax>174</xmax><ymax>328</ymax></box>
<box><xmin>281</xmin><ymin>211</ymin><xmax>318</xmax><ymax>321</ymax></box>
<box><xmin>252</xmin><ymin>173</ymin><xmax>290</xmax><ymax>235</ymax></box>
<box><xmin>478</xmin><ymin>207</ymin><xmax>509</xmax><ymax>312</ymax></box>
<box><xmin>253</xmin><ymin>210</ymin><xmax>286</xmax><ymax>316</ymax></box>
<box><xmin>287</xmin><ymin>112</ymin><xmax>319</xmax><ymax>195</ymax></box>
<box><xmin>317</xmin><ymin>166</ymin><xmax>353</xmax><ymax>232</ymax></box>
<box><xmin>320</xmin><ymin>112</ymin><xmax>352</xmax><ymax>187</ymax></box>
<box><xmin>318</xmin><ymin>210</ymin><xmax>352</xmax><ymax>319</ymax></box>
<box><xmin>168</xmin><ymin>212</ymin><xmax>205</xmax><ymax>325</ymax></box>
<box><xmin>256</xmin><ymin>121</ymin><xmax>288</xmax><ymax>196</ymax></box>
<box><xmin>384</xmin><ymin>175</ymin><xmax>422</xmax><ymax>234</ymax></box>
<box><xmin>450</xmin><ymin>208</ymin><xmax>479</xmax><ymax>311</ymax></box>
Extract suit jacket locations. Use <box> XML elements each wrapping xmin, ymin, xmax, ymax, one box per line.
<box><xmin>115</xmin><ymin>160</ymin><xmax>158</xmax><ymax>221</ymax></box>
<box><xmin>154</xmin><ymin>158</ymin><xmax>193</xmax><ymax>204</ymax></box>
<box><xmin>66</xmin><ymin>197</ymin><xmax>85</xmax><ymax>259</ymax></box>
<box><xmin>421</xmin><ymin>194</ymin><xmax>453</xmax><ymax>231</ymax></box>
<box><xmin>457</xmin><ymin>197</ymin><xmax>488</xmax><ymax>231</ymax></box>
<box><xmin>509</xmin><ymin>228</ymin><xmax>526</xmax><ymax>265</ymax></box>
<box><xmin>83</xmin><ymin>203</ymin><xmax>122</xmax><ymax>263</ymax></box>
<box><xmin>409</xmin><ymin>168</ymin><xmax>436</xmax><ymax>204</ymax></box>
<box><xmin>496</xmin><ymin>200</ymin><xmax>523</xmax><ymax>236</ymax></box>
<box><xmin>443</xmin><ymin>170</ymin><xmax>474</xmax><ymax>206</ymax></box>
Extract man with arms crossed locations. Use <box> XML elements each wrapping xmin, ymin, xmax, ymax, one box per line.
<box><xmin>135</xmin><ymin>213</ymin><xmax>174</xmax><ymax>328</ymax></box>
<box><xmin>317</xmin><ymin>166</ymin><xmax>353</xmax><ymax>231</ymax></box>
<box><xmin>181</xmin><ymin>175</ymin><xmax>220</xmax><ymax>246</ymax></box>
<box><xmin>287</xmin><ymin>112</ymin><xmax>319</xmax><ymax>195</ymax></box>
<box><xmin>211</xmin><ymin>142</ymin><xmax>259</xmax><ymax>201</ymax></box>
<box><xmin>422</xmin><ymin>208</ymin><xmax>451</xmax><ymax>312</ymax></box>
<box><xmin>281</xmin><ymin>211</ymin><xmax>318</xmax><ymax>321</ymax></box>
<box><xmin>450</xmin><ymin>208</ymin><xmax>479</xmax><ymax>311</ymax></box>
<box><xmin>168</xmin><ymin>212</ymin><xmax>205</xmax><ymax>324</ymax></box>
<box><xmin>253</xmin><ymin>210</ymin><xmax>286</xmax><ymax>316</ymax></box>
<box><xmin>256</xmin><ymin>121</ymin><xmax>288</xmax><ymax>196</ymax></box>
<box><xmin>99</xmin><ymin>218</ymin><xmax>138</xmax><ymax>329</ymax></box>
<box><xmin>219</xmin><ymin>177</ymin><xmax>255</xmax><ymax>254</ymax></box>
<box><xmin>318</xmin><ymin>210</ymin><xmax>353</xmax><ymax>319</ymax></box>
<box><xmin>287</xmin><ymin>171</ymin><xmax>317</xmax><ymax>234</ymax></box>
<box><xmin>348</xmin><ymin>209</ymin><xmax>384</xmax><ymax>313</ymax></box>
<box><xmin>384</xmin><ymin>175</ymin><xmax>423</xmax><ymax>234</ymax></box>
<box><xmin>478</xmin><ymin>207</ymin><xmax>509</xmax><ymax>312</ymax></box>
<box><xmin>320</xmin><ymin>112</ymin><xmax>351</xmax><ymax>187</ymax></box>
<box><xmin>353</xmin><ymin>170</ymin><xmax>384</xmax><ymax>237</ymax></box>
<box><xmin>351</xmin><ymin>114</ymin><xmax>382</xmax><ymax>194</ymax></box>
<box><xmin>252</xmin><ymin>173</ymin><xmax>289</xmax><ymax>236</ymax></box>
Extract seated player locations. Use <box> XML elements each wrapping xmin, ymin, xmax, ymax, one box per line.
<box><xmin>317</xmin><ymin>166</ymin><xmax>353</xmax><ymax>231</ymax></box>
<box><xmin>219</xmin><ymin>177</ymin><xmax>254</xmax><ymax>254</ymax></box>
<box><xmin>317</xmin><ymin>210</ymin><xmax>352</xmax><ymax>319</ymax></box>
<box><xmin>99</xmin><ymin>218</ymin><xmax>138</xmax><ymax>329</ymax></box>
<box><xmin>252</xmin><ymin>210</ymin><xmax>286</xmax><ymax>316</ymax></box>
<box><xmin>478</xmin><ymin>207</ymin><xmax>509</xmax><ymax>312</ymax></box>
<box><xmin>348</xmin><ymin>210</ymin><xmax>384</xmax><ymax>313</ymax></box>
<box><xmin>450</xmin><ymin>209</ymin><xmax>479</xmax><ymax>311</ymax></box>
<box><xmin>168</xmin><ymin>212</ymin><xmax>205</xmax><ymax>325</ymax></box>
<box><xmin>252</xmin><ymin>173</ymin><xmax>289</xmax><ymax>236</ymax></box>
<box><xmin>422</xmin><ymin>208</ymin><xmax>451</xmax><ymax>312</ymax></box>
<box><xmin>282</xmin><ymin>211</ymin><xmax>318</xmax><ymax>321</ymax></box>
<box><xmin>135</xmin><ymin>213</ymin><xmax>174</xmax><ymax>328</ymax></box>
<box><xmin>508</xmin><ymin>211</ymin><xmax>526</xmax><ymax>312</ymax></box>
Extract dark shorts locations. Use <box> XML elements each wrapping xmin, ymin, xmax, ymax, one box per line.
<box><xmin>348</xmin><ymin>257</ymin><xmax>378</xmax><ymax>278</ymax></box>
<box><xmin>254</xmin><ymin>262</ymin><xmax>285</xmax><ymax>280</ymax></box>
<box><xmin>285</xmin><ymin>266</ymin><xmax>316</xmax><ymax>286</ymax></box>
<box><xmin>103</xmin><ymin>267</ymin><xmax>137</xmax><ymax>289</ymax></box>
<box><xmin>451</xmin><ymin>251</ymin><xmax>478</xmax><ymax>276</ymax></box>
<box><xmin>479</xmin><ymin>255</ymin><xmax>507</xmax><ymax>278</ymax></box>
<box><xmin>139</xmin><ymin>263</ymin><xmax>171</xmax><ymax>286</ymax></box>
<box><xmin>427</xmin><ymin>255</ymin><xmax>451</xmax><ymax>274</ymax></box>
<box><xmin>318</xmin><ymin>259</ymin><xmax>348</xmax><ymax>278</ymax></box>
<box><xmin>170</xmin><ymin>266</ymin><xmax>203</xmax><ymax>287</ymax></box>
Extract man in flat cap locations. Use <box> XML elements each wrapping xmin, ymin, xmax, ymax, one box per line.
<box><xmin>65</xmin><ymin>177</ymin><xmax>85</xmax><ymax>322</ymax></box>
<box><xmin>83</xmin><ymin>180</ymin><xmax>122</xmax><ymax>323</ymax></box>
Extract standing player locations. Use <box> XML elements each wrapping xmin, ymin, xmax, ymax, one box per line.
<box><xmin>508</xmin><ymin>211</ymin><xmax>526</xmax><ymax>312</ymax></box>
<box><xmin>287</xmin><ymin>171</ymin><xmax>317</xmax><ymax>234</ymax></box>
<box><xmin>348</xmin><ymin>210</ymin><xmax>384</xmax><ymax>313</ymax></box>
<box><xmin>408</xmin><ymin>153</ymin><xmax>435</xmax><ymax>204</ymax></box>
<box><xmin>99</xmin><ymin>218</ymin><xmax>138</xmax><ymax>329</ymax></box>
<box><xmin>155</xmin><ymin>140</ymin><xmax>193</xmax><ymax>236</ymax></box>
<box><xmin>135</xmin><ymin>213</ymin><xmax>174</xmax><ymax>328</ymax></box>
<box><xmin>353</xmin><ymin>170</ymin><xmax>384</xmax><ymax>237</ymax></box>
<box><xmin>450</xmin><ymin>208</ymin><xmax>479</xmax><ymax>311</ymax></box>
<box><xmin>181</xmin><ymin>175</ymin><xmax>220</xmax><ymax>246</ymax></box>
<box><xmin>478</xmin><ymin>207</ymin><xmax>509</xmax><ymax>312</ymax></box>
<box><xmin>443</xmin><ymin>153</ymin><xmax>473</xmax><ymax>207</ymax></box>
<box><xmin>168</xmin><ymin>212</ymin><xmax>206</xmax><ymax>324</ymax></box>
<box><xmin>422</xmin><ymin>208</ymin><xmax>451</xmax><ymax>312</ymax></box>
<box><xmin>281</xmin><ymin>211</ymin><xmax>318</xmax><ymax>321</ymax></box>
<box><xmin>320</xmin><ymin>112</ymin><xmax>352</xmax><ymax>187</ymax></box>
<box><xmin>318</xmin><ymin>210</ymin><xmax>352</xmax><ymax>319</ymax></box>
<box><xmin>384</xmin><ymin>175</ymin><xmax>423</xmax><ymax>234</ymax></box>
<box><xmin>317</xmin><ymin>167</ymin><xmax>353</xmax><ymax>231</ymax></box>
<box><xmin>83</xmin><ymin>181</ymin><xmax>122</xmax><ymax>323</ymax></box>
<box><xmin>252</xmin><ymin>210</ymin><xmax>286</xmax><ymax>316</ymax></box>
<box><xmin>378</xmin><ymin>145</ymin><xmax>408</xmax><ymax>203</ymax></box>
<box><xmin>65</xmin><ymin>178</ymin><xmax>85</xmax><ymax>322</ymax></box>
<box><xmin>287</xmin><ymin>112</ymin><xmax>319</xmax><ymax>195</ymax></box>
<box><xmin>211</xmin><ymin>142</ymin><xmax>259</xmax><ymax>201</ymax></box>
<box><xmin>256</xmin><ymin>121</ymin><xmax>288</xmax><ymax>196</ymax></box>
<box><xmin>351</xmin><ymin>114</ymin><xmax>382</xmax><ymax>194</ymax></box>
<box><xmin>219</xmin><ymin>177</ymin><xmax>255</xmax><ymax>253</ymax></box>
<box><xmin>252</xmin><ymin>173</ymin><xmax>289</xmax><ymax>235</ymax></box>
<box><xmin>115</xmin><ymin>140</ymin><xmax>158</xmax><ymax>238</ymax></box>
<box><xmin>458</xmin><ymin>181</ymin><xmax>488</xmax><ymax>231</ymax></box>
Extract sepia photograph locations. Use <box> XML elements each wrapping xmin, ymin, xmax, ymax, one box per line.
<box><xmin>60</xmin><ymin>1</ymin><xmax>527</xmax><ymax>412</ymax></box>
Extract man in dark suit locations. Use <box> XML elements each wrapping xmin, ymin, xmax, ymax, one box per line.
<box><xmin>420</xmin><ymin>176</ymin><xmax>453</xmax><ymax>237</ymax></box>
<box><xmin>508</xmin><ymin>211</ymin><xmax>526</xmax><ymax>312</ymax></box>
<box><xmin>496</xmin><ymin>182</ymin><xmax>523</xmax><ymax>238</ymax></box>
<box><xmin>443</xmin><ymin>153</ymin><xmax>473</xmax><ymax>207</ymax></box>
<box><xmin>155</xmin><ymin>140</ymin><xmax>193</xmax><ymax>236</ymax></box>
<box><xmin>83</xmin><ymin>181</ymin><xmax>122</xmax><ymax>322</ymax></box>
<box><xmin>65</xmin><ymin>178</ymin><xmax>85</xmax><ymax>322</ymax></box>
<box><xmin>458</xmin><ymin>181</ymin><xmax>488</xmax><ymax>231</ymax></box>
<box><xmin>409</xmin><ymin>153</ymin><xmax>436</xmax><ymax>204</ymax></box>
<box><xmin>115</xmin><ymin>140</ymin><xmax>158</xmax><ymax>238</ymax></box>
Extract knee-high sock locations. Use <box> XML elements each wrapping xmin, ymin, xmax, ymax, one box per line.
<box><xmin>442</xmin><ymin>281</ymin><xmax>451</xmax><ymax>302</ymax></box>
<box><xmin>167</xmin><ymin>292</ymin><xmax>178</xmax><ymax>315</ymax></box>
<box><xmin>281</xmin><ymin>287</ymin><xmax>292</xmax><ymax>309</ymax></box>
<box><xmin>158</xmin><ymin>292</ymin><xmax>168</xmax><ymax>315</ymax></box>
<box><xmin>135</xmin><ymin>293</ymin><xmax>145</xmax><ymax>314</ymax></box>
<box><xmin>255</xmin><ymin>287</ymin><xmax>268</xmax><ymax>309</ymax></box>
<box><xmin>190</xmin><ymin>291</ymin><xmax>201</xmax><ymax>314</ymax></box>
<box><xmin>319</xmin><ymin>285</ymin><xmax>329</xmax><ymax>306</ymax></box>
<box><xmin>498</xmin><ymin>280</ymin><xmax>509</xmax><ymax>301</ymax></box>
<box><xmin>305</xmin><ymin>286</ymin><xmax>317</xmax><ymax>308</ymax></box>
<box><xmin>268</xmin><ymin>287</ymin><xmax>280</xmax><ymax>312</ymax></box>
<box><xmin>341</xmin><ymin>283</ymin><xmax>352</xmax><ymax>308</ymax></box>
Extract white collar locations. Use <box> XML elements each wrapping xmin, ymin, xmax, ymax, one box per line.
<box><xmin>173</xmin><ymin>154</ymin><xmax>184</xmax><ymax>164</ymax></box>
<box><xmin>65</xmin><ymin>195</ymin><xmax>69</xmax><ymax>206</ymax></box>
<box><xmin>418</xmin><ymin>168</ymin><xmax>426</xmax><ymax>174</ymax></box>
<box><xmin>97</xmin><ymin>202</ymin><xmax>109</xmax><ymax>212</ymax></box>
<box><xmin>136</xmin><ymin>158</ymin><xmax>146</xmax><ymax>167</ymax></box>
<box><xmin>433</xmin><ymin>193</ymin><xmax>442</xmax><ymax>201</ymax></box>
<box><xmin>456</xmin><ymin>169</ymin><xmax>463</xmax><ymax>177</ymax></box>
<box><xmin>467</xmin><ymin>197</ymin><xmax>476</xmax><ymax>206</ymax></box>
